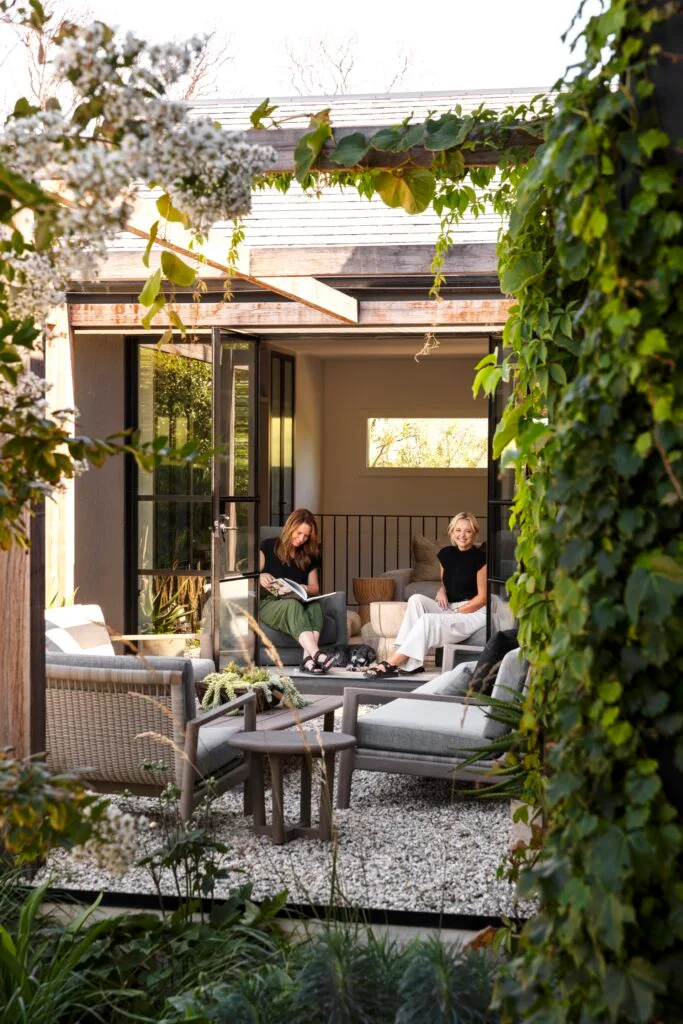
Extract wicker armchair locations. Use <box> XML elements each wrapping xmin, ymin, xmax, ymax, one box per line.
<box><xmin>46</xmin><ymin>659</ymin><xmax>256</xmax><ymax>821</ymax></box>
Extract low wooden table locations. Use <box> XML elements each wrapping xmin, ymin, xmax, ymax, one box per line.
<box><xmin>352</xmin><ymin>576</ymin><xmax>395</xmax><ymax>625</ymax></box>
<box><xmin>200</xmin><ymin>693</ymin><xmax>343</xmax><ymax>735</ymax></box>
<box><xmin>229</xmin><ymin>730</ymin><xmax>357</xmax><ymax>844</ymax></box>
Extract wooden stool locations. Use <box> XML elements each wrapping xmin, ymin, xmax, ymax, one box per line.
<box><xmin>229</xmin><ymin>731</ymin><xmax>357</xmax><ymax>844</ymax></box>
<box><xmin>352</xmin><ymin>576</ymin><xmax>395</xmax><ymax>626</ymax></box>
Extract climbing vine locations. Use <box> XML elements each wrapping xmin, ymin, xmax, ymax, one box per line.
<box><xmin>488</xmin><ymin>1</ymin><xmax>682</xmax><ymax>1020</ymax></box>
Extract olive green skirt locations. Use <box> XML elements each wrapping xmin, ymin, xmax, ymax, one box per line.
<box><xmin>260</xmin><ymin>595</ymin><xmax>324</xmax><ymax>639</ymax></box>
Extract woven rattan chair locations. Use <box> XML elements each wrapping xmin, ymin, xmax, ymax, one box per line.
<box><xmin>46</xmin><ymin>661</ymin><xmax>256</xmax><ymax>821</ymax></box>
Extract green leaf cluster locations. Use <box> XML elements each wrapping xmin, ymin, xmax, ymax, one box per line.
<box><xmin>491</xmin><ymin>2</ymin><xmax>683</xmax><ymax>1020</ymax></box>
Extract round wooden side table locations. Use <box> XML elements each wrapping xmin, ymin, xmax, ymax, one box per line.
<box><xmin>352</xmin><ymin>576</ymin><xmax>395</xmax><ymax>626</ymax></box>
<box><xmin>229</xmin><ymin>731</ymin><xmax>357</xmax><ymax>845</ymax></box>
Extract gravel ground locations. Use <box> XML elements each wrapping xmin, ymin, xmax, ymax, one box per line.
<box><xmin>38</xmin><ymin>712</ymin><xmax>534</xmax><ymax>918</ymax></box>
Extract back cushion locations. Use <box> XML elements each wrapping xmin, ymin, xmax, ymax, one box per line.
<box><xmin>45</xmin><ymin>605</ymin><xmax>114</xmax><ymax>656</ymax></box>
<box><xmin>482</xmin><ymin>648</ymin><xmax>529</xmax><ymax>739</ymax></box>
<box><xmin>468</xmin><ymin>629</ymin><xmax>519</xmax><ymax>696</ymax></box>
<box><xmin>410</xmin><ymin>534</ymin><xmax>451</xmax><ymax>583</ymax></box>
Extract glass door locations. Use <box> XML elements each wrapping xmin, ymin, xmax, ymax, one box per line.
<box><xmin>486</xmin><ymin>334</ymin><xmax>518</xmax><ymax>637</ymax></box>
<box><xmin>130</xmin><ymin>336</ymin><xmax>213</xmax><ymax>650</ymax></box>
<box><xmin>211</xmin><ymin>329</ymin><xmax>260</xmax><ymax>667</ymax></box>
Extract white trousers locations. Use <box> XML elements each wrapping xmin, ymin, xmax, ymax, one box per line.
<box><xmin>394</xmin><ymin>593</ymin><xmax>486</xmax><ymax>671</ymax></box>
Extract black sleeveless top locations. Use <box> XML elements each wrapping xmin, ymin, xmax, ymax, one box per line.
<box><xmin>437</xmin><ymin>545</ymin><xmax>486</xmax><ymax>603</ymax></box>
<box><xmin>260</xmin><ymin>537</ymin><xmax>321</xmax><ymax>586</ymax></box>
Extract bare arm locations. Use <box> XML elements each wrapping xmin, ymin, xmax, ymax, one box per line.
<box><xmin>436</xmin><ymin>564</ymin><xmax>449</xmax><ymax>610</ymax></box>
<box><xmin>305</xmin><ymin>567</ymin><xmax>320</xmax><ymax>597</ymax></box>
<box><xmin>259</xmin><ymin>550</ymin><xmax>276</xmax><ymax>590</ymax></box>
<box><xmin>458</xmin><ymin>564</ymin><xmax>487</xmax><ymax>614</ymax></box>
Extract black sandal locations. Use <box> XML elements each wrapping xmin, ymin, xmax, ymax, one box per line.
<box><xmin>363</xmin><ymin>660</ymin><xmax>400</xmax><ymax>679</ymax></box>
<box><xmin>314</xmin><ymin>650</ymin><xmax>335</xmax><ymax>674</ymax></box>
<box><xmin>301</xmin><ymin>655</ymin><xmax>324</xmax><ymax>675</ymax></box>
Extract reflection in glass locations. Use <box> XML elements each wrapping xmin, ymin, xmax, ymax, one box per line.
<box><xmin>215</xmin><ymin>341</ymin><xmax>255</xmax><ymax>500</ymax></box>
<box><xmin>200</xmin><ymin>576</ymin><xmax>255</xmax><ymax>669</ymax></box>
<box><xmin>137</xmin><ymin>571</ymin><xmax>207</xmax><ymax>635</ymax></box>
<box><xmin>489</xmin><ymin>504</ymin><xmax>519</xmax><ymax>583</ymax></box>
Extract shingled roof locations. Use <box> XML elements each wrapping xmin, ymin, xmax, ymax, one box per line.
<box><xmin>109</xmin><ymin>86</ymin><xmax>547</xmax><ymax>254</ymax></box>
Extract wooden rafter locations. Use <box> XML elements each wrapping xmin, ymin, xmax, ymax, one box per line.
<box><xmin>68</xmin><ymin>298</ymin><xmax>512</xmax><ymax>329</ymax></box>
<box><xmin>245</xmin><ymin>124</ymin><xmax>541</xmax><ymax>173</ymax></box>
<box><xmin>91</xmin><ymin>243</ymin><xmax>499</xmax><ymax>282</ymax></box>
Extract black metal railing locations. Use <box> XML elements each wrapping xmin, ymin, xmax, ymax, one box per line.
<box><xmin>315</xmin><ymin>513</ymin><xmax>487</xmax><ymax>605</ymax></box>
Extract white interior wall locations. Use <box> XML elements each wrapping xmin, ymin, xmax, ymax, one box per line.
<box><xmin>321</xmin><ymin>355</ymin><xmax>488</xmax><ymax>518</ymax></box>
<box><xmin>294</xmin><ymin>354</ymin><xmax>323</xmax><ymax>513</ymax></box>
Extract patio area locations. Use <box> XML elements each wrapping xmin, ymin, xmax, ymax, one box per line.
<box><xmin>38</xmin><ymin>708</ymin><xmax>533</xmax><ymax>920</ymax></box>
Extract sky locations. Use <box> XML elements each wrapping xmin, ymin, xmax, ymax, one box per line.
<box><xmin>0</xmin><ymin>0</ymin><xmax>587</xmax><ymax>105</ymax></box>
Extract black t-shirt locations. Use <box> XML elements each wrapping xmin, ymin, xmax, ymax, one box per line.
<box><xmin>437</xmin><ymin>545</ymin><xmax>486</xmax><ymax>603</ymax></box>
<box><xmin>260</xmin><ymin>537</ymin><xmax>321</xmax><ymax>588</ymax></box>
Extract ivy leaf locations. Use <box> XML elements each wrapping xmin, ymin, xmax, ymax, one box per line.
<box><xmin>168</xmin><ymin>309</ymin><xmax>187</xmax><ymax>339</ymax></box>
<box><xmin>625</xmin><ymin>556</ymin><xmax>683</xmax><ymax>626</ymax></box>
<box><xmin>161</xmin><ymin>251</ymin><xmax>196</xmax><ymax>288</ymax></box>
<box><xmin>370</xmin><ymin>127</ymin><xmax>405</xmax><ymax>152</ymax></box>
<box><xmin>156</xmin><ymin>194</ymin><xmax>190</xmax><ymax>228</ymax></box>
<box><xmin>374</xmin><ymin>169</ymin><xmax>435</xmax><ymax>215</ymax></box>
<box><xmin>424</xmin><ymin>114</ymin><xmax>473</xmax><ymax>151</ymax></box>
<box><xmin>138</xmin><ymin>268</ymin><xmax>162</xmax><ymax>307</ymax></box>
<box><xmin>249</xmin><ymin>97</ymin><xmax>277</xmax><ymax>128</ymax></box>
<box><xmin>499</xmin><ymin>253</ymin><xmax>545</xmax><ymax>295</ymax></box>
<box><xmin>329</xmin><ymin>132</ymin><xmax>370</xmax><ymax>166</ymax></box>
<box><xmin>638</xmin><ymin>128</ymin><xmax>669</xmax><ymax>158</ymax></box>
<box><xmin>142</xmin><ymin>220</ymin><xmax>159</xmax><ymax>270</ymax></box>
<box><xmin>141</xmin><ymin>295</ymin><xmax>166</xmax><ymax>330</ymax></box>
<box><xmin>294</xmin><ymin>114</ymin><xmax>332</xmax><ymax>183</ymax></box>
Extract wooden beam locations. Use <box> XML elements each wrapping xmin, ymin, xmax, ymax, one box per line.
<box><xmin>68</xmin><ymin>298</ymin><xmax>512</xmax><ymax>329</ymax></box>
<box><xmin>120</xmin><ymin>215</ymin><xmax>359</xmax><ymax>324</ymax></box>
<box><xmin>87</xmin><ymin>242</ymin><xmax>499</xmax><ymax>283</ymax></box>
<box><xmin>248</xmin><ymin>243</ymin><xmax>499</xmax><ymax>277</ymax></box>
<box><xmin>245</xmin><ymin>124</ymin><xmax>541</xmax><ymax>173</ymax></box>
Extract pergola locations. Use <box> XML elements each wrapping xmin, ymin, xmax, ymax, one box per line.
<box><xmin>1</xmin><ymin>116</ymin><xmax>539</xmax><ymax>758</ymax></box>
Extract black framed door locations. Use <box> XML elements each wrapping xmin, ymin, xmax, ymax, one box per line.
<box><xmin>211</xmin><ymin>329</ymin><xmax>260</xmax><ymax>667</ymax></box>
<box><xmin>125</xmin><ymin>335</ymin><xmax>213</xmax><ymax>642</ymax></box>
<box><xmin>269</xmin><ymin>351</ymin><xmax>295</xmax><ymax>526</ymax></box>
<box><xmin>486</xmin><ymin>334</ymin><xmax>518</xmax><ymax>636</ymax></box>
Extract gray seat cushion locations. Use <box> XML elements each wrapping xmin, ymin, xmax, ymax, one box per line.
<box><xmin>356</xmin><ymin>696</ymin><xmax>492</xmax><ymax>758</ymax></box>
<box><xmin>404</xmin><ymin>581</ymin><xmax>440</xmax><ymax>601</ymax></box>
<box><xmin>195</xmin><ymin>723</ymin><xmax>244</xmax><ymax>777</ymax></box>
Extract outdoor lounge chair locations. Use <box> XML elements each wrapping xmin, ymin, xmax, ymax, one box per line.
<box><xmin>45</xmin><ymin>651</ymin><xmax>257</xmax><ymax>820</ymax></box>
<box><xmin>336</xmin><ymin>648</ymin><xmax>528</xmax><ymax>808</ymax></box>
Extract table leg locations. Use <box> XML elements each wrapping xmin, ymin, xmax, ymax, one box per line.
<box><xmin>318</xmin><ymin>751</ymin><xmax>336</xmax><ymax>841</ymax></box>
<box><xmin>270</xmin><ymin>755</ymin><xmax>286</xmax><ymax>845</ymax></box>
<box><xmin>323</xmin><ymin>709</ymin><xmax>335</xmax><ymax>732</ymax></box>
<box><xmin>251</xmin><ymin>754</ymin><xmax>266</xmax><ymax>828</ymax></box>
<box><xmin>299</xmin><ymin>755</ymin><xmax>312</xmax><ymax>828</ymax></box>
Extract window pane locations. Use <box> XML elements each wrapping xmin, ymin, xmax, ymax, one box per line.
<box><xmin>138</xmin><ymin>499</ymin><xmax>212</xmax><ymax>571</ymax></box>
<box><xmin>367</xmin><ymin>418</ymin><xmax>487</xmax><ymax>469</ymax></box>
<box><xmin>216</xmin><ymin>501</ymin><xmax>257</xmax><ymax>577</ymax></box>
<box><xmin>137</xmin><ymin>572</ymin><xmax>207</xmax><ymax>636</ymax></box>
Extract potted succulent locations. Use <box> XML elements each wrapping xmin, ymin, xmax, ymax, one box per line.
<box><xmin>138</xmin><ymin>589</ymin><xmax>190</xmax><ymax>658</ymax></box>
<box><xmin>197</xmin><ymin>662</ymin><xmax>308</xmax><ymax>713</ymax></box>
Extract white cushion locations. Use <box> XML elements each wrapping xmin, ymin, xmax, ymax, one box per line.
<box><xmin>45</xmin><ymin>604</ymin><xmax>115</xmax><ymax>656</ymax></box>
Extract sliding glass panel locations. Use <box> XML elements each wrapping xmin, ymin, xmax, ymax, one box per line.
<box><xmin>269</xmin><ymin>351</ymin><xmax>295</xmax><ymax>525</ymax></box>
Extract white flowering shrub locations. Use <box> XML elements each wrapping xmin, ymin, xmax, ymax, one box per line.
<box><xmin>72</xmin><ymin>801</ymin><xmax>149</xmax><ymax>876</ymax></box>
<box><xmin>0</xmin><ymin>1</ymin><xmax>275</xmax><ymax>546</ymax></box>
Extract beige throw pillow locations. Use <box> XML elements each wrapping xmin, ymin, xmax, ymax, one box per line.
<box><xmin>410</xmin><ymin>534</ymin><xmax>451</xmax><ymax>583</ymax></box>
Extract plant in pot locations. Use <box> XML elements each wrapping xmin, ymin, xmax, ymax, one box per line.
<box><xmin>198</xmin><ymin>663</ymin><xmax>308</xmax><ymax>713</ymax></box>
<box><xmin>138</xmin><ymin>588</ymin><xmax>190</xmax><ymax>658</ymax></box>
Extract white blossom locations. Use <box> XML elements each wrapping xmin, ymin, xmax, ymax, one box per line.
<box><xmin>71</xmin><ymin>801</ymin><xmax>149</xmax><ymax>876</ymax></box>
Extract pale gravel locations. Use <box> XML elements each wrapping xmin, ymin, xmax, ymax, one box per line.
<box><xmin>37</xmin><ymin>711</ymin><xmax>535</xmax><ymax>919</ymax></box>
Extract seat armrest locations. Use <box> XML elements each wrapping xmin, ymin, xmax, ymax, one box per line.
<box><xmin>380</xmin><ymin>568</ymin><xmax>411</xmax><ymax>602</ymax></box>
<box><xmin>320</xmin><ymin>591</ymin><xmax>348</xmax><ymax>645</ymax></box>
<box><xmin>442</xmin><ymin>643</ymin><xmax>485</xmax><ymax>672</ymax></box>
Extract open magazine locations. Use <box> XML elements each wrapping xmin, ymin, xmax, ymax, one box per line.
<box><xmin>270</xmin><ymin>578</ymin><xmax>335</xmax><ymax>603</ymax></box>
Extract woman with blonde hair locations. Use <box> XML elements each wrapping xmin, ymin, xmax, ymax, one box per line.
<box><xmin>259</xmin><ymin>508</ymin><xmax>334</xmax><ymax>674</ymax></box>
<box><xmin>364</xmin><ymin>512</ymin><xmax>487</xmax><ymax>678</ymax></box>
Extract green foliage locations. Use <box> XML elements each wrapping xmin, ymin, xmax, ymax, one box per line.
<box><xmin>199</xmin><ymin>662</ymin><xmax>307</xmax><ymax>711</ymax></box>
<box><xmin>488</xmin><ymin>2</ymin><xmax>683</xmax><ymax>1019</ymax></box>
<box><xmin>0</xmin><ymin>752</ymin><xmax>110</xmax><ymax>863</ymax></box>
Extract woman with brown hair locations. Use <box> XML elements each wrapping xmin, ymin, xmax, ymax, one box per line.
<box><xmin>259</xmin><ymin>508</ymin><xmax>334</xmax><ymax>674</ymax></box>
<box><xmin>364</xmin><ymin>511</ymin><xmax>487</xmax><ymax>678</ymax></box>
